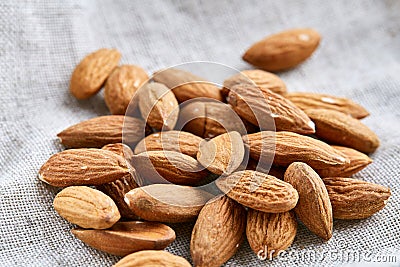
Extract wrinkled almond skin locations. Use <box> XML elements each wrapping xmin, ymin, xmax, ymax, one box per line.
<box><xmin>315</xmin><ymin>146</ymin><xmax>373</xmax><ymax>177</ymax></box>
<box><xmin>39</xmin><ymin>148</ymin><xmax>131</xmax><ymax>187</ymax></box>
<box><xmin>113</xmin><ymin>250</ymin><xmax>191</xmax><ymax>267</ymax></box>
<box><xmin>134</xmin><ymin>130</ymin><xmax>203</xmax><ymax>158</ymax></box>
<box><xmin>53</xmin><ymin>186</ymin><xmax>120</xmax><ymax>229</ymax></box>
<box><xmin>72</xmin><ymin>221</ymin><xmax>175</xmax><ymax>256</ymax></box>
<box><xmin>70</xmin><ymin>48</ymin><xmax>121</xmax><ymax>99</ymax></box>
<box><xmin>191</xmin><ymin>196</ymin><xmax>246</xmax><ymax>267</ymax></box>
<box><xmin>243</xmin><ymin>131</ymin><xmax>348</xmax><ymax>169</ymax></box>
<box><xmin>216</xmin><ymin>170</ymin><xmax>298</xmax><ymax>213</ymax></box>
<box><xmin>246</xmin><ymin>210</ymin><xmax>297</xmax><ymax>258</ymax></box>
<box><xmin>285</xmin><ymin>92</ymin><xmax>369</xmax><ymax>119</ymax></box>
<box><xmin>305</xmin><ymin>109</ymin><xmax>380</xmax><ymax>153</ymax></box>
<box><xmin>124</xmin><ymin>184</ymin><xmax>214</xmax><ymax>223</ymax></box>
<box><xmin>222</xmin><ymin>69</ymin><xmax>287</xmax><ymax>97</ymax></box>
<box><xmin>243</xmin><ymin>28</ymin><xmax>320</xmax><ymax>71</ymax></box>
<box><xmin>153</xmin><ymin>68</ymin><xmax>223</xmax><ymax>102</ymax></box>
<box><xmin>57</xmin><ymin>115</ymin><xmax>146</xmax><ymax>148</ymax></box>
<box><xmin>323</xmin><ymin>177</ymin><xmax>391</xmax><ymax>219</ymax></box>
<box><xmin>102</xmin><ymin>143</ymin><xmax>134</xmax><ymax>161</ymax></box>
<box><xmin>284</xmin><ymin>162</ymin><xmax>333</xmax><ymax>240</ymax></box>
<box><xmin>104</xmin><ymin>65</ymin><xmax>149</xmax><ymax>115</ymax></box>
<box><xmin>227</xmin><ymin>84</ymin><xmax>315</xmax><ymax>134</ymax></box>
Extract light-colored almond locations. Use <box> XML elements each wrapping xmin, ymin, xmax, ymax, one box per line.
<box><xmin>113</xmin><ymin>250</ymin><xmax>191</xmax><ymax>267</ymax></box>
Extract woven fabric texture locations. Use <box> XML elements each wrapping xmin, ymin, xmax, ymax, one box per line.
<box><xmin>0</xmin><ymin>0</ymin><xmax>399</xmax><ymax>266</ymax></box>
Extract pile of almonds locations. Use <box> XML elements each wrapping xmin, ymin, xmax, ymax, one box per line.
<box><xmin>39</xmin><ymin>28</ymin><xmax>391</xmax><ymax>267</ymax></box>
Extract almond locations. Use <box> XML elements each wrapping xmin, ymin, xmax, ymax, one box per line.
<box><xmin>243</xmin><ymin>131</ymin><xmax>348</xmax><ymax>169</ymax></box>
<box><xmin>104</xmin><ymin>65</ymin><xmax>149</xmax><ymax>115</ymax></box>
<box><xmin>285</xmin><ymin>92</ymin><xmax>369</xmax><ymax>119</ymax></box>
<box><xmin>216</xmin><ymin>170</ymin><xmax>298</xmax><ymax>213</ymax></box>
<box><xmin>70</xmin><ymin>48</ymin><xmax>121</xmax><ymax>99</ymax></box>
<box><xmin>113</xmin><ymin>250</ymin><xmax>191</xmax><ymax>267</ymax></box>
<box><xmin>243</xmin><ymin>28</ymin><xmax>320</xmax><ymax>71</ymax></box>
<box><xmin>72</xmin><ymin>221</ymin><xmax>175</xmax><ymax>256</ymax></box>
<box><xmin>191</xmin><ymin>196</ymin><xmax>246</xmax><ymax>267</ymax></box>
<box><xmin>153</xmin><ymin>68</ymin><xmax>223</xmax><ymax>102</ymax></box>
<box><xmin>53</xmin><ymin>186</ymin><xmax>120</xmax><ymax>229</ymax></box>
<box><xmin>305</xmin><ymin>109</ymin><xmax>380</xmax><ymax>153</ymax></box>
<box><xmin>284</xmin><ymin>162</ymin><xmax>333</xmax><ymax>240</ymax></box>
<box><xmin>39</xmin><ymin>148</ymin><xmax>131</xmax><ymax>187</ymax></box>
<box><xmin>323</xmin><ymin>177</ymin><xmax>391</xmax><ymax>219</ymax></box>
<box><xmin>134</xmin><ymin>130</ymin><xmax>203</xmax><ymax>158</ymax></box>
<box><xmin>227</xmin><ymin>84</ymin><xmax>315</xmax><ymax>134</ymax></box>
<box><xmin>246</xmin><ymin>210</ymin><xmax>297</xmax><ymax>258</ymax></box>
<box><xmin>124</xmin><ymin>184</ymin><xmax>215</xmax><ymax>223</ymax></box>
<box><xmin>57</xmin><ymin>115</ymin><xmax>146</xmax><ymax>148</ymax></box>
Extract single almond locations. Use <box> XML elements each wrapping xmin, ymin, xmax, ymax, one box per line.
<box><xmin>53</xmin><ymin>186</ymin><xmax>120</xmax><ymax>229</ymax></box>
<box><xmin>191</xmin><ymin>195</ymin><xmax>246</xmax><ymax>267</ymax></box>
<box><xmin>104</xmin><ymin>65</ymin><xmax>149</xmax><ymax>115</ymax></box>
<box><xmin>242</xmin><ymin>28</ymin><xmax>320</xmax><ymax>71</ymax></box>
<box><xmin>72</xmin><ymin>221</ymin><xmax>175</xmax><ymax>256</ymax></box>
<box><xmin>113</xmin><ymin>250</ymin><xmax>191</xmax><ymax>267</ymax></box>
<box><xmin>153</xmin><ymin>68</ymin><xmax>223</xmax><ymax>102</ymax></box>
<box><xmin>243</xmin><ymin>131</ymin><xmax>348</xmax><ymax>169</ymax></box>
<box><xmin>216</xmin><ymin>170</ymin><xmax>298</xmax><ymax>213</ymax></box>
<box><xmin>246</xmin><ymin>210</ymin><xmax>297</xmax><ymax>258</ymax></box>
<box><xmin>39</xmin><ymin>148</ymin><xmax>131</xmax><ymax>187</ymax></box>
<box><xmin>124</xmin><ymin>184</ymin><xmax>215</xmax><ymax>223</ymax></box>
<box><xmin>227</xmin><ymin>83</ymin><xmax>315</xmax><ymax>134</ymax></box>
<box><xmin>57</xmin><ymin>115</ymin><xmax>146</xmax><ymax>148</ymax></box>
<box><xmin>323</xmin><ymin>177</ymin><xmax>391</xmax><ymax>219</ymax></box>
<box><xmin>134</xmin><ymin>130</ymin><xmax>203</xmax><ymax>158</ymax></box>
<box><xmin>285</xmin><ymin>92</ymin><xmax>369</xmax><ymax>119</ymax></box>
<box><xmin>305</xmin><ymin>109</ymin><xmax>380</xmax><ymax>153</ymax></box>
<box><xmin>284</xmin><ymin>162</ymin><xmax>333</xmax><ymax>240</ymax></box>
<box><xmin>70</xmin><ymin>48</ymin><xmax>121</xmax><ymax>99</ymax></box>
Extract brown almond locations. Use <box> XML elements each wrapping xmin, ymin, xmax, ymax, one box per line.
<box><xmin>246</xmin><ymin>210</ymin><xmax>297</xmax><ymax>258</ymax></box>
<box><xmin>72</xmin><ymin>221</ymin><xmax>175</xmax><ymax>256</ymax></box>
<box><xmin>243</xmin><ymin>28</ymin><xmax>320</xmax><ymax>71</ymax></box>
<box><xmin>113</xmin><ymin>250</ymin><xmax>191</xmax><ymax>267</ymax></box>
<box><xmin>285</xmin><ymin>92</ymin><xmax>369</xmax><ymax>119</ymax></box>
<box><xmin>323</xmin><ymin>177</ymin><xmax>391</xmax><ymax>219</ymax></box>
<box><xmin>153</xmin><ymin>68</ymin><xmax>223</xmax><ymax>102</ymax></box>
<box><xmin>124</xmin><ymin>184</ymin><xmax>215</xmax><ymax>223</ymax></box>
<box><xmin>284</xmin><ymin>162</ymin><xmax>333</xmax><ymax>240</ymax></box>
<box><xmin>70</xmin><ymin>48</ymin><xmax>121</xmax><ymax>99</ymax></box>
<box><xmin>39</xmin><ymin>148</ymin><xmax>131</xmax><ymax>187</ymax></box>
<box><xmin>305</xmin><ymin>109</ymin><xmax>380</xmax><ymax>153</ymax></box>
<box><xmin>216</xmin><ymin>170</ymin><xmax>298</xmax><ymax>213</ymax></box>
<box><xmin>53</xmin><ymin>186</ymin><xmax>120</xmax><ymax>229</ymax></box>
<box><xmin>57</xmin><ymin>115</ymin><xmax>146</xmax><ymax>148</ymax></box>
<box><xmin>191</xmin><ymin>196</ymin><xmax>246</xmax><ymax>267</ymax></box>
<box><xmin>104</xmin><ymin>65</ymin><xmax>149</xmax><ymax>115</ymax></box>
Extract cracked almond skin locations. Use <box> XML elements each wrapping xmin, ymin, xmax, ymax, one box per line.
<box><xmin>315</xmin><ymin>145</ymin><xmax>373</xmax><ymax>177</ymax></box>
<box><xmin>243</xmin><ymin>131</ymin><xmax>348</xmax><ymax>169</ymax></box>
<box><xmin>134</xmin><ymin>130</ymin><xmax>203</xmax><ymax>158</ymax></box>
<box><xmin>227</xmin><ymin>84</ymin><xmax>315</xmax><ymax>134</ymax></box>
<box><xmin>152</xmin><ymin>68</ymin><xmax>223</xmax><ymax>103</ymax></box>
<box><xmin>191</xmin><ymin>196</ymin><xmax>246</xmax><ymax>267</ymax></box>
<box><xmin>284</xmin><ymin>162</ymin><xmax>333</xmax><ymax>240</ymax></box>
<box><xmin>53</xmin><ymin>186</ymin><xmax>120</xmax><ymax>229</ymax></box>
<box><xmin>242</xmin><ymin>28</ymin><xmax>320</xmax><ymax>71</ymax></box>
<box><xmin>216</xmin><ymin>170</ymin><xmax>298</xmax><ymax>213</ymax></box>
<box><xmin>285</xmin><ymin>92</ymin><xmax>369</xmax><ymax>119</ymax></box>
<box><xmin>113</xmin><ymin>250</ymin><xmax>191</xmax><ymax>267</ymax></box>
<box><xmin>39</xmin><ymin>148</ymin><xmax>131</xmax><ymax>187</ymax></box>
<box><xmin>70</xmin><ymin>48</ymin><xmax>121</xmax><ymax>99</ymax></box>
<box><xmin>104</xmin><ymin>65</ymin><xmax>149</xmax><ymax>115</ymax></box>
<box><xmin>323</xmin><ymin>177</ymin><xmax>391</xmax><ymax>219</ymax></box>
<box><xmin>305</xmin><ymin>109</ymin><xmax>380</xmax><ymax>153</ymax></box>
<box><xmin>124</xmin><ymin>184</ymin><xmax>214</xmax><ymax>223</ymax></box>
<box><xmin>72</xmin><ymin>221</ymin><xmax>176</xmax><ymax>256</ymax></box>
<box><xmin>246</xmin><ymin>210</ymin><xmax>297</xmax><ymax>258</ymax></box>
<box><xmin>57</xmin><ymin>115</ymin><xmax>146</xmax><ymax>148</ymax></box>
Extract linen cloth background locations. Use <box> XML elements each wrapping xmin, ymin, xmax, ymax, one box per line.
<box><xmin>0</xmin><ymin>0</ymin><xmax>399</xmax><ymax>266</ymax></box>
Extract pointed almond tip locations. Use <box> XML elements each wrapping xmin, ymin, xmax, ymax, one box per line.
<box><xmin>308</xmin><ymin>120</ymin><xmax>316</xmax><ymax>133</ymax></box>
